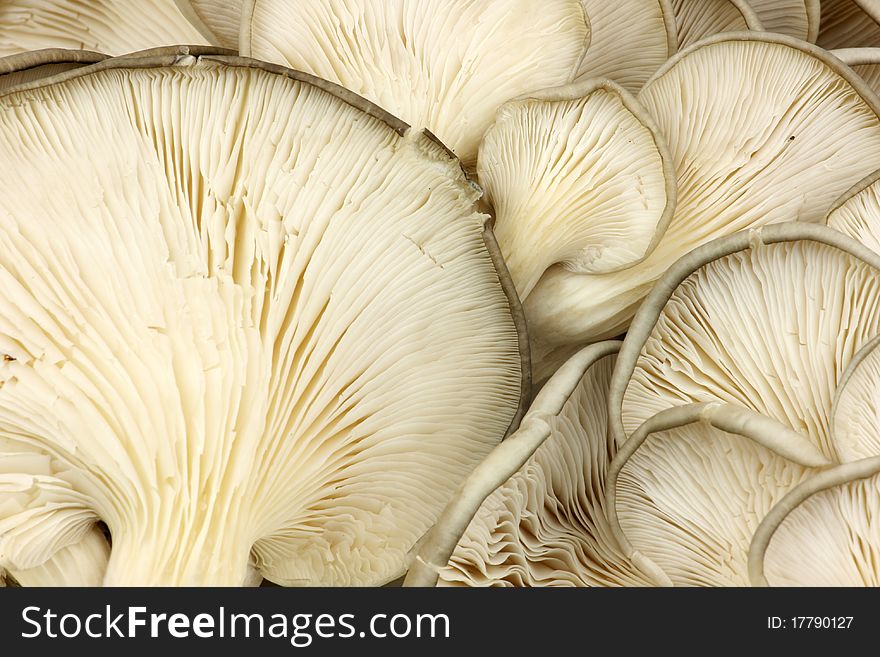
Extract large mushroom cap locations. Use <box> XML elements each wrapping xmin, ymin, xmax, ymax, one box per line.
<box><xmin>0</xmin><ymin>0</ymin><xmax>218</xmax><ymax>56</ymax></box>
<box><xmin>480</xmin><ymin>80</ymin><xmax>675</xmax><ymax>299</ymax></box>
<box><xmin>406</xmin><ymin>342</ymin><xmax>660</xmax><ymax>587</ymax></box>
<box><xmin>0</xmin><ymin>50</ymin><xmax>524</xmax><ymax>585</ymax></box>
<box><xmin>614</xmin><ymin>223</ymin><xmax>880</xmax><ymax>460</ymax></box>
<box><xmin>831</xmin><ymin>335</ymin><xmax>880</xmax><ymax>459</ymax></box>
<box><xmin>524</xmin><ymin>33</ymin><xmax>880</xmax><ymax>380</ymax></box>
<box><xmin>239</xmin><ymin>0</ymin><xmax>591</xmax><ymax>167</ymax></box>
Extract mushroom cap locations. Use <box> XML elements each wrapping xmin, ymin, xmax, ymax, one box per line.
<box><xmin>748</xmin><ymin>0</ymin><xmax>821</xmax><ymax>40</ymax></box>
<box><xmin>173</xmin><ymin>0</ymin><xmax>243</xmax><ymax>49</ymax></box>
<box><xmin>826</xmin><ymin>161</ymin><xmax>880</xmax><ymax>253</ymax></box>
<box><xmin>523</xmin><ymin>33</ymin><xmax>880</xmax><ymax>381</ymax></box>
<box><xmin>670</xmin><ymin>0</ymin><xmax>761</xmax><ymax>49</ymax></box>
<box><xmin>574</xmin><ymin>0</ymin><xmax>677</xmax><ymax>92</ymax></box>
<box><xmin>0</xmin><ymin>48</ymin><xmax>106</xmax><ymax>92</ymax></box>
<box><xmin>752</xmin><ymin>457</ymin><xmax>880</xmax><ymax>586</ymax></box>
<box><xmin>0</xmin><ymin>0</ymin><xmax>215</xmax><ymax>56</ymax></box>
<box><xmin>818</xmin><ymin>0</ymin><xmax>880</xmax><ymax>49</ymax></box>
<box><xmin>239</xmin><ymin>0</ymin><xmax>591</xmax><ymax>167</ymax></box>
<box><xmin>613</xmin><ymin>223</ymin><xmax>880</xmax><ymax>462</ymax></box>
<box><xmin>480</xmin><ymin>79</ymin><xmax>675</xmax><ymax>299</ymax></box>
<box><xmin>612</xmin><ymin>407</ymin><xmax>817</xmax><ymax>586</ymax></box>
<box><xmin>0</xmin><ymin>50</ymin><xmax>525</xmax><ymax>585</ymax></box>
<box><xmin>408</xmin><ymin>342</ymin><xmax>659</xmax><ymax>587</ymax></box>
<box><xmin>831</xmin><ymin>335</ymin><xmax>880</xmax><ymax>460</ymax></box>
<box><xmin>833</xmin><ymin>46</ymin><xmax>880</xmax><ymax>93</ymax></box>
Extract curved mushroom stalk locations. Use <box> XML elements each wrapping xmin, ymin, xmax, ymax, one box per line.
<box><xmin>0</xmin><ymin>51</ymin><xmax>524</xmax><ymax>586</ymax></box>
<box><xmin>574</xmin><ymin>0</ymin><xmax>677</xmax><ymax>91</ymax></box>
<box><xmin>750</xmin><ymin>457</ymin><xmax>880</xmax><ymax>586</ymax></box>
<box><xmin>608</xmin><ymin>403</ymin><xmax>826</xmax><ymax>586</ymax></box>
<box><xmin>0</xmin><ymin>0</ymin><xmax>222</xmax><ymax>57</ymax></box>
<box><xmin>406</xmin><ymin>342</ymin><xmax>662</xmax><ymax>588</ymax></box>
<box><xmin>525</xmin><ymin>34</ymin><xmax>880</xmax><ymax>381</ymax></box>
<box><xmin>239</xmin><ymin>0</ymin><xmax>591</xmax><ymax>168</ymax></box>
<box><xmin>611</xmin><ymin>223</ymin><xmax>880</xmax><ymax>460</ymax></box>
<box><xmin>818</xmin><ymin>0</ymin><xmax>880</xmax><ymax>48</ymax></box>
<box><xmin>479</xmin><ymin>80</ymin><xmax>675</xmax><ymax>299</ymax></box>
<box><xmin>670</xmin><ymin>0</ymin><xmax>762</xmax><ymax>49</ymax></box>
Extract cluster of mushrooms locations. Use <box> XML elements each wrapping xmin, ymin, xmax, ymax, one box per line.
<box><xmin>1</xmin><ymin>0</ymin><xmax>880</xmax><ymax>587</ymax></box>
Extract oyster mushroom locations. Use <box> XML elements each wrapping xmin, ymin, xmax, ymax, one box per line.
<box><xmin>525</xmin><ymin>33</ymin><xmax>880</xmax><ymax>381</ymax></box>
<box><xmin>0</xmin><ymin>49</ymin><xmax>525</xmax><ymax>585</ymax></box>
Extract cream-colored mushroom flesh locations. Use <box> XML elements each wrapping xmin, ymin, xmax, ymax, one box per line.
<box><xmin>748</xmin><ymin>0</ymin><xmax>820</xmax><ymax>40</ymax></box>
<box><xmin>524</xmin><ymin>34</ymin><xmax>880</xmax><ymax>381</ymax></box>
<box><xmin>0</xmin><ymin>54</ymin><xmax>523</xmax><ymax>586</ymax></box>
<box><xmin>827</xmin><ymin>168</ymin><xmax>880</xmax><ymax>253</ymax></box>
<box><xmin>574</xmin><ymin>0</ymin><xmax>675</xmax><ymax>92</ymax></box>
<box><xmin>671</xmin><ymin>0</ymin><xmax>760</xmax><ymax>49</ymax></box>
<box><xmin>439</xmin><ymin>348</ymin><xmax>654</xmax><ymax>587</ymax></box>
<box><xmin>758</xmin><ymin>460</ymin><xmax>880</xmax><ymax>586</ymax></box>
<box><xmin>620</xmin><ymin>238</ymin><xmax>880</xmax><ymax>461</ymax></box>
<box><xmin>240</xmin><ymin>0</ymin><xmax>590</xmax><ymax>167</ymax></box>
<box><xmin>818</xmin><ymin>0</ymin><xmax>880</xmax><ymax>49</ymax></box>
<box><xmin>480</xmin><ymin>81</ymin><xmax>673</xmax><ymax>299</ymax></box>
<box><xmin>615</xmin><ymin>422</ymin><xmax>812</xmax><ymax>586</ymax></box>
<box><xmin>0</xmin><ymin>0</ymin><xmax>212</xmax><ymax>57</ymax></box>
<box><xmin>832</xmin><ymin>337</ymin><xmax>880</xmax><ymax>460</ymax></box>
<box><xmin>175</xmin><ymin>0</ymin><xmax>242</xmax><ymax>49</ymax></box>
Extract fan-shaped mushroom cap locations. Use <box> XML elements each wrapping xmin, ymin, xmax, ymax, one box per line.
<box><xmin>239</xmin><ymin>0</ymin><xmax>590</xmax><ymax>167</ymax></box>
<box><xmin>0</xmin><ymin>48</ymin><xmax>105</xmax><ymax>92</ymax></box>
<box><xmin>818</xmin><ymin>0</ymin><xmax>880</xmax><ymax>48</ymax></box>
<box><xmin>609</xmin><ymin>404</ymin><xmax>823</xmax><ymax>586</ymax></box>
<box><xmin>524</xmin><ymin>34</ymin><xmax>880</xmax><ymax>381</ymax></box>
<box><xmin>173</xmin><ymin>0</ymin><xmax>242</xmax><ymax>49</ymax></box>
<box><xmin>0</xmin><ymin>0</ymin><xmax>220</xmax><ymax>56</ymax></box>
<box><xmin>405</xmin><ymin>342</ymin><xmax>661</xmax><ymax>587</ymax></box>
<box><xmin>831</xmin><ymin>335</ymin><xmax>880</xmax><ymax>460</ymax></box>
<box><xmin>574</xmin><ymin>0</ymin><xmax>677</xmax><ymax>92</ymax></box>
<box><xmin>751</xmin><ymin>457</ymin><xmax>880</xmax><ymax>586</ymax></box>
<box><xmin>671</xmin><ymin>0</ymin><xmax>762</xmax><ymax>48</ymax></box>
<box><xmin>480</xmin><ymin>80</ymin><xmax>675</xmax><ymax>299</ymax></box>
<box><xmin>826</xmin><ymin>164</ymin><xmax>880</xmax><ymax>254</ymax></box>
<box><xmin>612</xmin><ymin>223</ymin><xmax>880</xmax><ymax>463</ymax></box>
<box><xmin>0</xmin><ymin>50</ymin><xmax>525</xmax><ymax>585</ymax></box>
<box><xmin>749</xmin><ymin>0</ymin><xmax>821</xmax><ymax>40</ymax></box>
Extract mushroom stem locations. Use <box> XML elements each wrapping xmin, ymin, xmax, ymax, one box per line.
<box><xmin>605</xmin><ymin>401</ymin><xmax>832</xmax><ymax>587</ymax></box>
<box><xmin>747</xmin><ymin>455</ymin><xmax>880</xmax><ymax>587</ymax></box>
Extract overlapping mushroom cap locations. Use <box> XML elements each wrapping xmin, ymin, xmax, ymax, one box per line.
<box><xmin>524</xmin><ymin>33</ymin><xmax>880</xmax><ymax>381</ymax></box>
<box><xmin>818</xmin><ymin>0</ymin><xmax>880</xmax><ymax>49</ymax></box>
<box><xmin>405</xmin><ymin>342</ymin><xmax>662</xmax><ymax>587</ymax></box>
<box><xmin>0</xmin><ymin>50</ymin><xmax>525</xmax><ymax>586</ymax></box>
<box><xmin>479</xmin><ymin>80</ymin><xmax>675</xmax><ymax>299</ymax></box>
<box><xmin>606</xmin><ymin>223</ymin><xmax>880</xmax><ymax>585</ymax></box>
